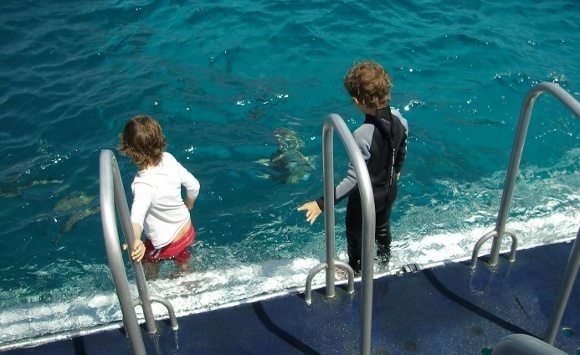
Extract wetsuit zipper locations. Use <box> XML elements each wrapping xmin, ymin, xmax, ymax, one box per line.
<box><xmin>387</xmin><ymin>147</ymin><xmax>396</xmax><ymax>190</ymax></box>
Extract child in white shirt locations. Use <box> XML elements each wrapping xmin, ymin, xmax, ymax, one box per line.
<box><xmin>119</xmin><ymin>115</ymin><xmax>200</xmax><ymax>279</ymax></box>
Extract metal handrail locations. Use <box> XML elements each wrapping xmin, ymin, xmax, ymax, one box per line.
<box><xmin>100</xmin><ymin>150</ymin><xmax>146</xmax><ymax>355</ymax></box>
<box><xmin>545</xmin><ymin>227</ymin><xmax>579</xmax><ymax>344</ymax></box>
<box><xmin>471</xmin><ymin>82</ymin><xmax>580</xmax><ymax>268</ymax></box>
<box><xmin>304</xmin><ymin>114</ymin><xmax>375</xmax><ymax>355</ymax></box>
<box><xmin>100</xmin><ymin>149</ymin><xmax>179</xmax><ymax>355</ymax></box>
<box><xmin>492</xmin><ymin>334</ymin><xmax>567</xmax><ymax>355</ymax></box>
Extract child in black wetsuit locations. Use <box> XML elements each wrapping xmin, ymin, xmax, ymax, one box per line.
<box><xmin>298</xmin><ymin>60</ymin><xmax>408</xmax><ymax>274</ymax></box>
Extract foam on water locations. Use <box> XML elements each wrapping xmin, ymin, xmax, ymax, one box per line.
<box><xmin>1</xmin><ymin>207</ymin><xmax>577</xmax><ymax>345</ymax></box>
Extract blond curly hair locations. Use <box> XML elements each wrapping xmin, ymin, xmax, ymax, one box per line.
<box><xmin>344</xmin><ymin>60</ymin><xmax>392</xmax><ymax>109</ymax></box>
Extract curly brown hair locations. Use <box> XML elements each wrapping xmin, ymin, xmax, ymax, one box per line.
<box><xmin>118</xmin><ymin>115</ymin><xmax>167</xmax><ymax>170</ymax></box>
<box><xmin>344</xmin><ymin>60</ymin><xmax>392</xmax><ymax>109</ymax></box>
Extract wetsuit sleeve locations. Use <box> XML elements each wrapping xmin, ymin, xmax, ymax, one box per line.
<box><xmin>130</xmin><ymin>180</ymin><xmax>154</xmax><ymax>228</ymax></box>
<box><xmin>316</xmin><ymin>124</ymin><xmax>373</xmax><ymax>210</ymax></box>
<box><xmin>393</xmin><ymin>112</ymin><xmax>409</xmax><ymax>174</ymax></box>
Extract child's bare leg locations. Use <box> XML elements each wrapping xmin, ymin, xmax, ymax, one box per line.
<box><xmin>168</xmin><ymin>261</ymin><xmax>192</xmax><ymax>279</ymax></box>
<box><xmin>177</xmin><ymin>261</ymin><xmax>192</xmax><ymax>273</ymax></box>
<box><xmin>143</xmin><ymin>261</ymin><xmax>161</xmax><ymax>280</ymax></box>
<box><xmin>174</xmin><ymin>247</ymin><xmax>193</xmax><ymax>275</ymax></box>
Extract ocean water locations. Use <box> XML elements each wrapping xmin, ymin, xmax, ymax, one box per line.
<box><xmin>0</xmin><ymin>0</ymin><xmax>578</xmax><ymax>345</ymax></box>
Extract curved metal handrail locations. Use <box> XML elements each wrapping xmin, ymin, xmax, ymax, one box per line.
<box><xmin>100</xmin><ymin>150</ymin><xmax>146</xmax><ymax>355</ymax></box>
<box><xmin>304</xmin><ymin>114</ymin><xmax>375</xmax><ymax>355</ymax></box>
<box><xmin>471</xmin><ymin>82</ymin><xmax>580</xmax><ymax>268</ymax></box>
<box><xmin>545</xmin><ymin>227</ymin><xmax>579</xmax><ymax>344</ymax></box>
<box><xmin>492</xmin><ymin>334</ymin><xmax>567</xmax><ymax>355</ymax></box>
<box><xmin>100</xmin><ymin>149</ymin><xmax>180</xmax><ymax>354</ymax></box>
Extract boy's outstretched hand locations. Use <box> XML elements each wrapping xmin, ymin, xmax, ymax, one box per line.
<box><xmin>297</xmin><ymin>201</ymin><xmax>322</xmax><ymax>225</ymax></box>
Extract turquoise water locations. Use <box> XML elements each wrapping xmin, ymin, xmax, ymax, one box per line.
<box><xmin>1</xmin><ymin>0</ymin><xmax>578</xmax><ymax>344</ymax></box>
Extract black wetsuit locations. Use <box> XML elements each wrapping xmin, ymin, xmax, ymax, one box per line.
<box><xmin>316</xmin><ymin>106</ymin><xmax>408</xmax><ymax>272</ymax></box>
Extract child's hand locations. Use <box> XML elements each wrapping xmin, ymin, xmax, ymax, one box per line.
<box><xmin>297</xmin><ymin>201</ymin><xmax>322</xmax><ymax>225</ymax></box>
<box><xmin>130</xmin><ymin>239</ymin><xmax>146</xmax><ymax>262</ymax></box>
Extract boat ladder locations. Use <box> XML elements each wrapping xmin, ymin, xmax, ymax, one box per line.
<box><xmin>471</xmin><ymin>82</ymin><xmax>579</xmax><ymax>269</ymax></box>
<box><xmin>469</xmin><ymin>82</ymin><xmax>579</xmax><ymax>349</ymax></box>
<box><xmin>99</xmin><ymin>149</ymin><xmax>179</xmax><ymax>355</ymax></box>
<box><xmin>304</xmin><ymin>113</ymin><xmax>376</xmax><ymax>355</ymax></box>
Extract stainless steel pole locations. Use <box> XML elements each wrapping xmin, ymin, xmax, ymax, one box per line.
<box><xmin>100</xmin><ymin>150</ymin><xmax>146</xmax><ymax>355</ymax></box>
<box><xmin>325</xmin><ymin>114</ymin><xmax>375</xmax><ymax>355</ymax></box>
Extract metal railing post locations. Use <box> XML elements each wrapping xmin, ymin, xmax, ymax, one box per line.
<box><xmin>545</xmin><ymin>227</ymin><xmax>580</xmax><ymax>344</ymax></box>
<box><xmin>492</xmin><ymin>334</ymin><xmax>567</xmax><ymax>355</ymax></box>
<box><xmin>327</xmin><ymin>115</ymin><xmax>376</xmax><ymax>355</ymax></box>
<box><xmin>304</xmin><ymin>114</ymin><xmax>375</xmax><ymax>355</ymax></box>
<box><xmin>322</xmin><ymin>122</ymin><xmax>337</xmax><ymax>298</ymax></box>
<box><xmin>472</xmin><ymin>82</ymin><xmax>580</xmax><ymax>268</ymax></box>
<box><xmin>305</xmin><ymin>115</ymin><xmax>358</xmax><ymax>303</ymax></box>
<box><xmin>100</xmin><ymin>149</ymin><xmax>181</xmax><ymax>354</ymax></box>
<box><xmin>111</xmin><ymin>158</ymin><xmax>157</xmax><ymax>334</ymax></box>
<box><xmin>100</xmin><ymin>150</ymin><xmax>146</xmax><ymax>355</ymax></box>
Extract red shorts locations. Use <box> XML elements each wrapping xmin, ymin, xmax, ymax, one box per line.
<box><xmin>144</xmin><ymin>224</ymin><xmax>195</xmax><ymax>264</ymax></box>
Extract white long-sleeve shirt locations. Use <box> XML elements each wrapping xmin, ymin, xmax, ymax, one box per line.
<box><xmin>130</xmin><ymin>152</ymin><xmax>200</xmax><ymax>248</ymax></box>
